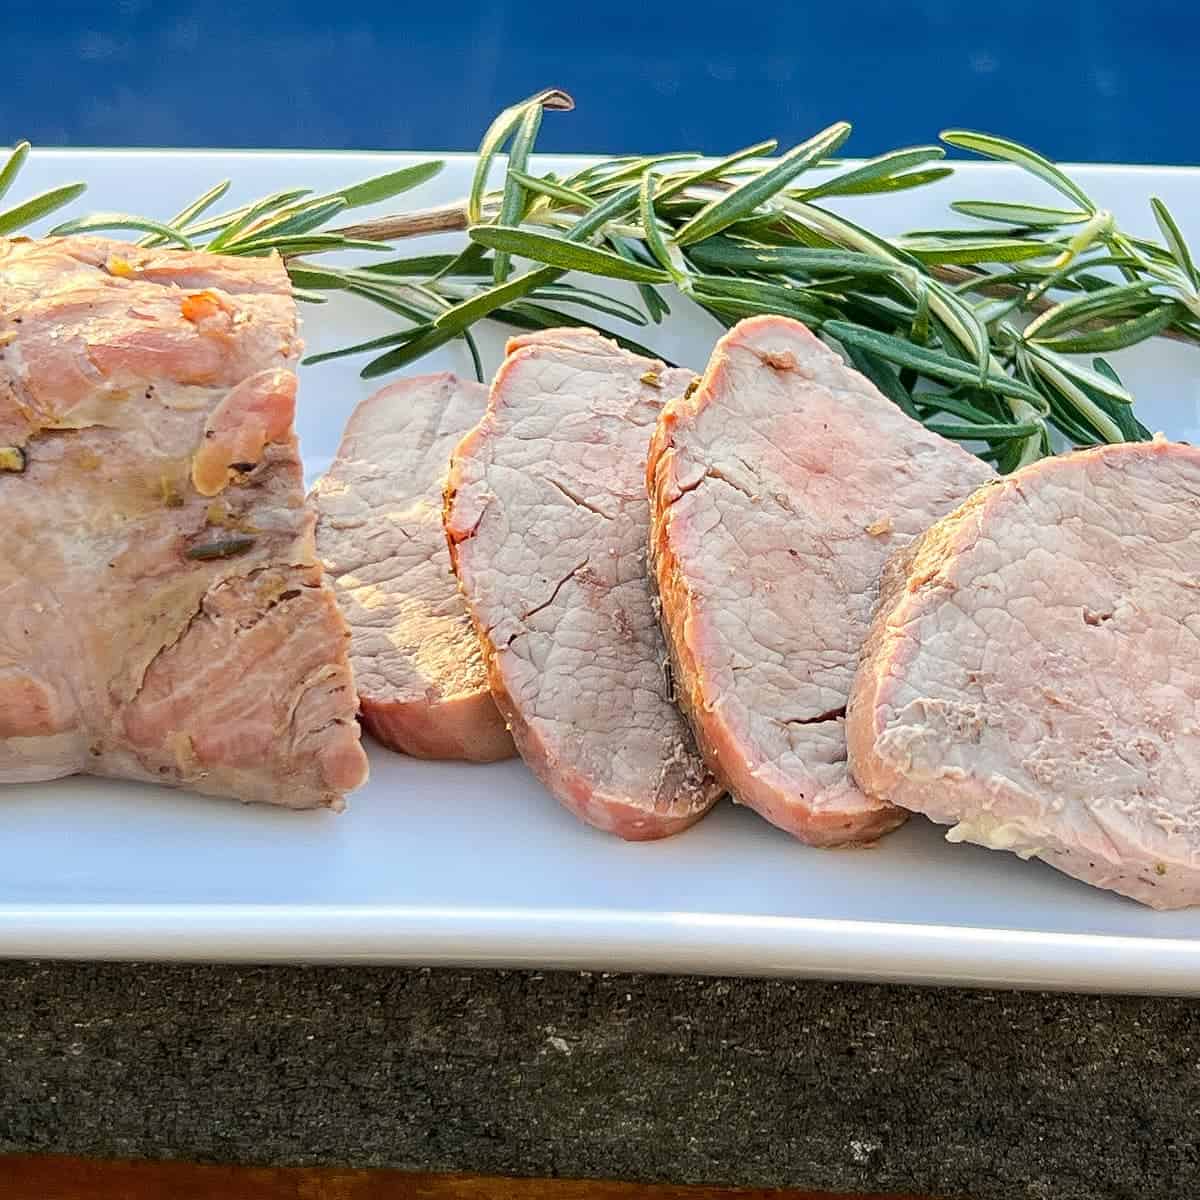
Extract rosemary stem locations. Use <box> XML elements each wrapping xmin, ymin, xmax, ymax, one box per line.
<box><xmin>333</xmin><ymin>202</ymin><xmax>470</xmax><ymax>242</ymax></box>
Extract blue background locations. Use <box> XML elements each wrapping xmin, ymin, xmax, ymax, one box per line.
<box><xmin>6</xmin><ymin>1</ymin><xmax>1197</xmax><ymax>164</ymax></box>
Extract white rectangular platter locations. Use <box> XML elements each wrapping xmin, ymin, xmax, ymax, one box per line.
<box><xmin>4</xmin><ymin>148</ymin><xmax>1200</xmax><ymax>993</ymax></box>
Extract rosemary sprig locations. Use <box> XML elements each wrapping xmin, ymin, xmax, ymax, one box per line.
<box><xmin>3</xmin><ymin>98</ymin><xmax>1198</xmax><ymax>468</ymax></box>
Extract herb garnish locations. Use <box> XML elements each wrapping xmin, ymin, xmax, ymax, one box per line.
<box><xmin>4</xmin><ymin>95</ymin><xmax>1198</xmax><ymax>470</ymax></box>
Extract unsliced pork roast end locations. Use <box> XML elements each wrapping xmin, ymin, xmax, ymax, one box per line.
<box><xmin>0</xmin><ymin>235</ymin><xmax>367</xmax><ymax>809</ymax></box>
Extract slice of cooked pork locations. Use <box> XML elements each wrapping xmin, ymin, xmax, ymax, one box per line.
<box><xmin>444</xmin><ymin>328</ymin><xmax>720</xmax><ymax>839</ymax></box>
<box><xmin>0</xmin><ymin>235</ymin><xmax>367</xmax><ymax>809</ymax></box>
<box><xmin>647</xmin><ymin>315</ymin><xmax>993</xmax><ymax>845</ymax></box>
<box><xmin>313</xmin><ymin>374</ymin><xmax>514</xmax><ymax>762</ymax></box>
<box><xmin>847</xmin><ymin>438</ymin><xmax>1200</xmax><ymax>909</ymax></box>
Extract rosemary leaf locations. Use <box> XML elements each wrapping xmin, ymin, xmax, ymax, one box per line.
<box><xmin>530</xmin><ymin>284</ymin><xmax>649</xmax><ymax>326</ymax></box>
<box><xmin>222</xmin><ymin>196</ymin><xmax>350</xmax><ymax>247</ymax></box>
<box><xmin>285</xmin><ymin>262</ymin><xmax>350</xmax><ymax>290</ymax></box>
<box><xmin>343</xmin><ymin>280</ymin><xmax>438</xmax><ymax>324</ymax></box>
<box><xmin>1024</xmin><ymin>343</ymin><xmax>1134</xmax><ymax>404</ymax></box>
<box><xmin>468</xmin><ymin>225</ymin><xmax>672</xmax><ymax>283</ymax></box>
<box><xmin>325</xmin><ymin>161</ymin><xmax>444</xmax><ymax>208</ymax></box>
<box><xmin>468</xmin><ymin>89</ymin><xmax>573</xmax><ymax>224</ymax></box>
<box><xmin>1022</xmin><ymin>280</ymin><xmax>1157</xmax><ymax>339</ymax></box>
<box><xmin>303</xmin><ymin>326</ymin><xmax>425</xmax><ymax>367</ymax></box>
<box><xmin>916</xmin><ymin>390</ymin><xmax>1011</xmax><ymax>427</ymax></box>
<box><xmin>1091</xmin><ymin>358</ymin><xmax>1153</xmax><ymax>442</ymax></box>
<box><xmin>183</xmin><ymin>189</ymin><xmax>311</xmax><ymax>241</ymax></box>
<box><xmin>823</xmin><ymin>167</ymin><xmax>954</xmax><ymax>196</ymax></box>
<box><xmin>508</xmin><ymin>170</ymin><xmax>593</xmax><ymax>209</ymax></box>
<box><xmin>950</xmin><ymin>199</ymin><xmax>1089</xmax><ymax>227</ymax></box>
<box><xmin>362</xmin><ymin>323</ymin><xmax>461</xmax><ymax>378</ymax></box>
<box><xmin>0</xmin><ymin>142</ymin><xmax>31</xmax><ymax>205</ymax></box>
<box><xmin>493</xmin><ymin>103</ymin><xmax>545</xmax><ymax>283</ymax></box>
<box><xmin>205</xmin><ymin>189</ymin><xmax>313</xmax><ymax>252</ymax></box>
<box><xmin>783</xmin><ymin>199</ymin><xmax>923</xmax><ymax>270</ymax></box>
<box><xmin>675</xmin><ymin>122</ymin><xmax>852</xmax><ymax>246</ymax></box>
<box><xmin>923</xmin><ymin>277</ymin><xmax>991</xmax><ymax>378</ymax></box>
<box><xmin>463</xmin><ymin>325</ymin><xmax>485</xmax><ymax>382</ymax></box>
<box><xmin>1029</xmin><ymin>302</ymin><xmax>1179</xmax><ymax>354</ymax></box>
<box><xmin>655</xmin><ymin>140</ymin><xmax>778</xmax><ymax>202</ymax></box>
<box><xmin>0</xmin><ymin>183</ymin><xmax>88</xmax><ymax>236</ymax></box>
<box><xmin>1150</xmin><ymin>197</ymin><xmax>1200</xmax><ymax>291</ymax></box>
<box><xmin>798</xmin><ymin>146</ymin><xmax>945</xmax><ymax>201</ymax></box>
<box><xmin>638</xmin><ymin>173</ymin><xmax>688</xmax><ymax>283</ymax></box>
<box><xmin>901</xmin><ymin>238</ymin><xmax>1057</xmax><ymax>265</ymax></box>
<box><xmin>581</xmin><ymin>153</ymin><xmax>700</xmax><ymax>193</ymax></box>
<box><xmin>690</xmin><ymin>273</ymin><xmax>837</xmax><ymax>324</ymax></box>
<box><xmin>824</xmin><ymin>320</ymin><xmax>1043</xmax><ymax>404</ymax></box>
<box><xmin>431</xmin><ymin>265</ymin><xmax>559</xmax><ymax>335</ymax></box>
<box><xmin>428</xmin><ymin>240</ymin><xmax>494</xmax><ymax>284</ymax></box>
<box><xmin>362</xmin><ymin>253</ymin><xmax>494</xmax><ymax>278</ymax></box>
<box><xmin>48</xmin><ymin>209</ymin><xmax>192</xmax><ymax>247</ymax></box>
<box><xmin>974</xmin><ymin>296</ymin><xmax>1024</xmax><ymax>326</ymax></box>
<box><xmin>925</xmin><ymin>418</ymin><xmax>1042</xmax><ymax>441</ymax></box>
<box><xmin>433</xmin><ymin>184</ymin><xmax>642</xmax><ymax>337</ymax></box>
<box><xmin>229</xmin><ymin>233</ymin><xmax>392</xmax><ymax>256</ymax></box>
<box><xmin>1024</xmin><ymin>351</ymin><xmax>1125</xmax><ymax>442</ymax></box>
<box><xmin>941</xmin><ymin>130</ymin><xmax>1095</xmax><ymax>212</ymax></box>
<box><xmin>608</xmin><ymin>236</ymin><xmax>672</xmax><ymax>323</ymax></box>
<box><xmin>139</xmin><ymin>179</ymin><xmax>232</xmax><ymax>246</ymax></box>
<box><xmin>684</xmin><ymin>241</ymin><xmax>899</xmax><ymax>278</ymax></box>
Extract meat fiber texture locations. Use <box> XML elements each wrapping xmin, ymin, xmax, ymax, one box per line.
<box><xmin>0</xmin><ymin>236</ymin><xmax>367</xmax><ymax>810</ymax></box>
<box><xmin>847</xmin><ymin>438</ymin><xmax>1200</xmax><ymax>909</ymax></box>
<box><xmin>313</xmin><ymin>374</ymin><xmax>514</xmax><ymax>762</ymax></box>
<box><xmin>444</xmin><ymin>328</ymin><xmax>721</xmax><ymax>840</ymax></box>
<box><xmin>647</xmin><ymin>315</ymin><xmax>994</xmax><ymax>846</ymax></box>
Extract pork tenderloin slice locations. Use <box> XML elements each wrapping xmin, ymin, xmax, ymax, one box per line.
<box><xmin>313</xmin><ymin>374</ymin><xmax>514</xmax><ymax>762</ymax></box>
<box><xmin>647</xmin><ymin>315</ymin><xmax>994</xmax><ymax>845</ymax></box>
<box><xmin>847</xmin><ymin>438</ymin><xmax>1200</xmax><ymax>909</ymax></box>
<box><xmin>0</xmin><ymin>235</ymin><xmax>367</xmax><ymax>809</ymax></box>
<box><xmin>444</xmin><ymin>328</ymin><xmax>721</xmax><ymax>839</ymax></box>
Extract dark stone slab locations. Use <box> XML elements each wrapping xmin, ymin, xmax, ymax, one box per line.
<box><xmin>1</xmin><ymin>964</ymin><xmax>1197</xmax><ymax>1199</ymax></box>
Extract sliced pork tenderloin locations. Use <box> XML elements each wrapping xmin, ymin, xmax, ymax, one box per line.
<box><xmin>647</xmin><ymin>314</ymin><xmax>994</xmax><ymax>845</ymax></box>
<box><xmin>847</xmin><ymin>438</ymin><xmax>1200</xmax><ymax>909</ymax></box>
<box><xmin>444</xmin><ymin>328</ymin><xmax>720</xmax><ymax>839</ymax></box>
<box><xmin>0</xmin><ymin>235</ymin><xmax>367</xmax><ymax>809</ymax></box>
<box><xmin>313</xmin><ymin>375</ymin><xmax>514</xmax><ymax>762</ymax></box>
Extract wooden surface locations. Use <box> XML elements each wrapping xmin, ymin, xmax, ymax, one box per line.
<box><xmin>0</xmin><ymin>1157</ymin><xmax>931</xmax><ymax>1199</ymax></box>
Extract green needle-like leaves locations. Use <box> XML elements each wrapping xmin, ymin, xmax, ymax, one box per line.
<box><xmin>0</xmin><ymin>141</ymin><xmax>32</xmax><ymax>205</ymax></box>
<box><xmin>824</xmin><ymin>321</ymin><xmax>1044</xmax><ymax>404</ymax></box>
<box><xmin>3</xmin><ymin>96</ymin><xmax>1192</xmax><ymax>467</ymax></box>
<box><xmin>0</xmin><ymin>182</ymin><xmax>88</xmax><ymax>236</ymax></box>
<box><xmin>675</xmin><ymin>122</ymin><xmax>852</xmax><ymax>246</ymax></box>
<box><xmin>469</xmin><ymin>225</ymin><xmax>672</xmax><ymax>283</ymax></box>
<box><xmin>950</xmin><ymin>199</ymin><xmax>1089</xmax><ymax>227</ymax></box>
<box><xmin>138</xmin><ymin>179</ymin><xmax>232</xmax><ymax>246</ymax></box>
<box><xmin>325</xmin><ymin>161</ymin><xmax>444</xmax><ymax>209</ymax></box>
<box><xmin>468</xmin><ymin>89</ymin><xmax>573</xmax><ymax>224</ymax></box>
<box><xmin>798</xmin><ymin>145</ymin><xmax>945</xmax><ymax>201</ymax></box>
<box><xmin>941</xmin><ymin>129</ymin><xmax>1095</xmax><ymax>212</ymax></box>
<box><xmin>493</xmin><ymin>105</ymin><xmax>545</xmax><ymax>283</ymax></box>
<box><xmin>48</xmin><ymin>208</ymin><xmax>190</xmax><ymax>246</ymax></box>
<box><xmin>1150</xmin><ymin>197</ymin><xmax>1199</xmax><ymax>290</ymax></box>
